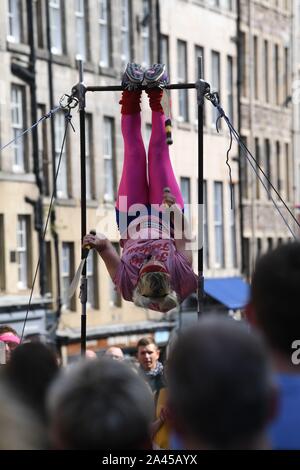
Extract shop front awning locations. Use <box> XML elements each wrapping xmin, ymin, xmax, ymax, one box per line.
<box><xmin>204</xmin><ymin>277</ymin><xmax>249</xmax><ymax>310</ymax></box>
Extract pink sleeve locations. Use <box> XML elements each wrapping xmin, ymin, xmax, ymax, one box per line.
<box><xmin>171</xmin><ymin>251</ymin><xmax>198</xmax><ymax>301</ymax></box>
<box><xmin>113</xmin><ymin>260</ymin><xmax>135</xmax><ymax>302</ymax></box>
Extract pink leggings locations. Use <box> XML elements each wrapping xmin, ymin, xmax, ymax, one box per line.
<box><xmin>116</xmin><ymin>111</ymin><xmax>184</xmax><ymax>212</ymax></box>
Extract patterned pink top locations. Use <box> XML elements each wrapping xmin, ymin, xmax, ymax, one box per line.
<box><xmin>113</xmin><ymin>215</ymin><xmax>198</xmax><ymax>311</ymax></box>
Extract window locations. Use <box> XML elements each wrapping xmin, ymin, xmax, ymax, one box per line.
<box><xmin>264</xmin><ymin>40</ymin><xmax>269</xmax><ymax>103</ymax></box>
<box><xmin>0</xmin><ymin>215</ymin><xmax>5</xmax><ymax>291</ymax></box>
<box><xmin>36</xmin><ymin>0</ymin><xmax>45</xmax><ymax>49</ymax></box>
<box><xmin>7</xmin><ymin>0</ymin><xmax>22</xmax><ymax>42</ymax></box>
<box><xmin>45</xmin><ymin>241</ymin><xmax>52</xmax><ymax>296</ymax></box>
<box><xmin>195</xmin><ymin>45</ymin><xmax>205</xmax><ymax>124</ymax></box>
<box><xmin>49</xmin><ymin>0</ymin><xmax>63</xmax><ymax>54</ymax></box>
<box><xmin>121</xmin><ymin>0</ymin><xmax>131</xmax><ymax>66</ymax></box>
<box><xmin>285</xmin><ymin>143</ymin><xmax>290</xmax><ymax>201</ymax></box>
<box><xmin>110</xmin><ymin>243</ymin><xmax>121</xmax><ymax>307</ymax></box>
<box><xmin>255</xmin><ymin>137</ymin><xmax>260</xmax><ymax>199</ymax></box>
<box><xmin>240</xmin><ymin>135</ymin><xmax>249</xmax><ymax>199</ymax></box>
<box><xmin>243</xmin><ymin>237</ymin><xmax>250</xmax><ymax>279</ymax></box>
<box><xmin>61</xmin><ymin>242</ymin><xmax>74</xmax><ymax>310</ymax></box>
<box><xmin>264</xmin><ymin>139</ymin><xmax>271</xmax><ymax>200</ymax></box>
<box><xmin>203</xmin><ymin>180</ymin><xmax>209</xmax><ymax>268</ymax></box>
<box><xmin>284</xmin><ymin>47</ymin><xmax>289</xmax><ymax>102</ymax></box>
<box><xmin>224</xmin><ymin>0</ymin><xmax>233</xmax><ymax>10</ymax></box>
<box><xmin>267</xmin><ymin>237</ymin><xmax>273</xmax><ymax>252</ymax></box>
<box><xmin>299</xmin><ymin>71</ymin><xmax>300</xmax><ymax>130</ymax></box>
<box><xmin>55</xmin><ymin>112</ymin><xmax>68</xmax><ymax>198</ymax></box>
<box><xmin>214</xmin><ymin>182</ymin><xmax>224</xmax><ymax>268</ymax></box>
<box><xmin>177</xmin><ymin>40</ymin><xmax>188</xmax><ymax>122</ymax></box>
<box><xmin>298</xmin><ymin>163</ymin><xmax>300</xmax><ymax>204</ymax></box>
<box><xmin>276</xmin><ymin>141</ymin><xmax>281</xmax><ymax>196</ymax></box>
<box><xmin>75</xmin><ymin>0</ymin><xmax>88</xmax><ymax>60</ymax></box>
<box><xmin>256</xmin><ymin>238</ymin><xmax>262</xmax><ymax>261</ymax></box>
<box><xmin>11</xmin><ymin>85</ymin><xmax>26</xmax><ymax>173</ymax></box>
<box><xmin>38</xmin><ymin>105</ymin><xmax>50</xmax><ymax>196</ymax></box>
<box><xmin>103</xmin><ymin>117</ymin><xmax>115</xmax><ymax>202</ymax></box>
<box><xmin>180</xmin><ymin>177</ymin><xmax>191</xmax><ymax>224</ymax></box>
<box><xmin>86</xmin><ymin>114</ymin><xmax>94</xmax><ymax>200</ymax></box>
<box><xmin>87</xmin><ymin>251</ymin><xmax>98</xmax><ymax>309</ymax></box>
<box><xmin>99</xmin><ymin>0</ymin><xmax>111</xmax><ymax>67</ymax></box>
<box><xmin>195</xmin><ymin>45</ymin><xmax>204</xmax><ymax>80</ymax></box>
<box><xmin>141</xmin><ymin>0</ymin><xmax>151</xmax><ymax>67</ymax></box>
<box><xmin>17</xmin><ymin>215</ymin><xmax>31</xmax><ymax>289</ymax></box>
<box><xmin>240</xmin><ymin>32</ymin><xmax>247</xmax><ymax>98</ymax></box>
<box><xmin>253</xmin><ymin>36</ymin><xmax>259</xmax><ymax>100</ymax></box>
<box><xmin>274</xmin><ymin>44</ymin><xmax>279</xmax><ymax>105</ymax></box>
<box><xmin>227</xmin><ymin>55</ymin><xmax>234</xmax><ymax>124</ymax></box>
<box><xmin>211</xmin><ymin>51</ymin><xmax>221</xmax><ymax>126</ymax></box>
<box><xmin>160</xmin><ymin>35</ymin><xmax>170</xmax><ymax>76</ymax></box>
<box><xmin>229</xmin><ymin>184</ymin><xmax>237</xmax><ymax>268</ymax></box>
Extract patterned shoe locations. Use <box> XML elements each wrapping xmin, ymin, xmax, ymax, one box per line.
<box><xmin>144</xmin><ymin>63</ymin><xmax>169</xmax><ymax>88</ymax></box>
<box><xmin>121</xmin><ymin>63</ymin><xmax>145</xmax><ymax>90</ymax></box>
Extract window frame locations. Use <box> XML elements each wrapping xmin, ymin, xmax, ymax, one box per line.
<box><xmin>11</xmin><ymin>85</ymin><xmax>26</xmax><ymax>173</ymax></box>
<box><xmin>213</xmin><ymin>181</ymin><xmax>225</xmax><ymax>268</ymax></box>
<box><xmin>49</xmin><ymin>0</ymin><xmax>63</xmax><ymax>55</ymax></box>
<box><xmin>177</xmin><ymin>39</ymin><xmax>189</xmax><ymax>122</ymax></box>
<box><xmin>103</xmin><ymin>117</ymin><xmax>115</xmax><ymax>203</ymax></box>
<box><xmin>75</xmin><ymin>0</ymin><xmax>88</xmax><ymax>61</ymax></box>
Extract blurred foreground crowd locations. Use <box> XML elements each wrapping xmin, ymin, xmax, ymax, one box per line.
<box><xmin>0</xmin><ymin>242</ymin><xmax>299</xmax><ymax>450</ymax></box>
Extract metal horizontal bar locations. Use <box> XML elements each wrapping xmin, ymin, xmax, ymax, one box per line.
<box><xmin>86</xmin><ymin>83</ymin><xmax>197</xmax><ymax>92</ymax></box>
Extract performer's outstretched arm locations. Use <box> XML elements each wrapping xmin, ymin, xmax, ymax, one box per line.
<box><xmin>83</xmin><ymin>233</ymin><xmax>121</xmax><ymax>281</ymax></box>
<box><xmin>163</xmin><ymin>190</ymin><xmax>194</xmax><ymax>266</ymax></box>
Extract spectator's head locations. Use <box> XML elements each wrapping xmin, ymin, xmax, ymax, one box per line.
<box><xmin>167</xmin><ymin>315</ymin><xmax>276</xmax><ymax>449</ymax></box>
<box><xmin>48</xmin><ymin>358</ymin><xmax>154</xmax><ymax>449</ymax></box>
<box><xmin>4</xmin><ymin>342</ymin><xmax>59</xmax><ymax>423</ymax></box>
<box><xmin>137</xmin><ymin>336</ymin><xmax>160</xmax><ymax>372</ymax></box>
<box><xmin>0</xmin><ymin>384</ymin><xmax>46</xmax><ymax>449</ymax></box>
<box><xmin>23</xmin><ymin>332</ymin><xmax>59</xmax><ymax>360</ymax></box>
<box><xmin>105</xmin><ymin>346</ymin><xmax>124</xmax><ymax>361</ymax></box>
<box><xmin>0</xmin><ymin>326</ymin><xmax>18</xmax><ymax>336</ymax></box>
<box><xmin>0</xmin><ymin>326</ymin><xmax>20</xmax><ymax>363</ymax></box>
<box><xmin>246</xmin><ymin>242</ymin><xmax>300</xmax><ymax>362</ymax></box>
<box><xmin>85</xmin><ymin>349</ymin><xmax>97</xmax><ymax>360</ymax></box>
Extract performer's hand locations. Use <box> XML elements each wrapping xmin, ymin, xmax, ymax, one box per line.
<box><xmin>82</xmin><ymin>233</ymin><xmax>107</xmax><ymax>253</ymax></box>
<box><xmin>162</xmin><ymin>187</ymin><xmax>176</xmax><ymax>207</ymax></box>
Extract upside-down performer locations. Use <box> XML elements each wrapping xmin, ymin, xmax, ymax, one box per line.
<box><xmin>83</xmin><ymin>63</ymin><xmax>197</xmax><ymax>312</ymax></box>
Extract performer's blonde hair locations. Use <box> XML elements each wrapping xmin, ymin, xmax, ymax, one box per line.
<box><xmin>133</xmin><ymin>272</ymin><xmax>178</xmax><ymax>312</ymax></box>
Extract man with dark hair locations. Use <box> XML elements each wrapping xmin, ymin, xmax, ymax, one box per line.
<box><xmin>246</xmin><ymin>242</ymin><xmax>300</xmax><ymax>449</ymax></box>
<box><xmin>167</xmin><ymin>315</ymin><xmax>276</xmax><ymax>449</ymax></box>
<box><xmin>3</xmin><ymin>342</ymin><xmax>59</xmax><ymax>425</ymax></box>
<box><xmin>48</xmin><ymin>358</ymin><xmax>154</xmax><ymax>450</ymax></box>
<box><xmin>137</xmin><ymin>336</ymin><xmax>164</xmax><ymax>395</ymax></box>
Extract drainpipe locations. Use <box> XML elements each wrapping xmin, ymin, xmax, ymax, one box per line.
<box><xmin>46</xmin><ymin>0</ymin><xmax>61</xmax><ymax>320</ymax></box>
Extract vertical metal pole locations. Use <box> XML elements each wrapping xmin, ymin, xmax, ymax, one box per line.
<box><xmin>156</xmin><ymin>0</ymin><xmax>161</xmax><ymax>63</ymax></box>
<box><xmin>77</xmin><ymin>61</ymin><xmax>87</xmax><ymax>357</ymax></box>
<box><xmin>236</xmin><ymin>0</ymin><xmax>246</xmax><ymax>276</ymax></box>
<box><xmin>197</xmin><ymin>57</ymin><xmax>204</xmax><ymax>318</ymax></box>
